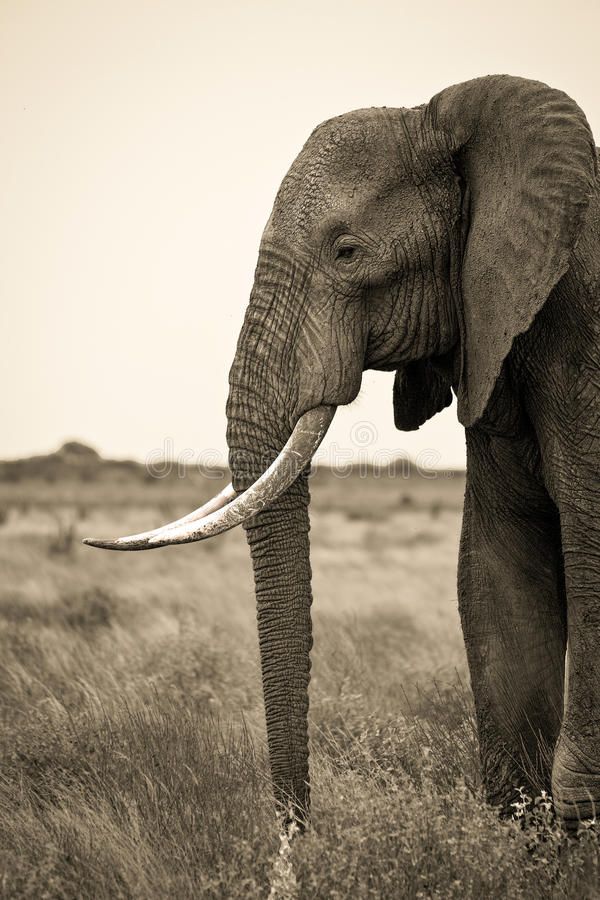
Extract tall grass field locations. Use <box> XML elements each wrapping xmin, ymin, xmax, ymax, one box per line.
<box><xmin>0</xmin><ymin>445</ymin><xmax>598</xmax><ymax>898</ymax></box>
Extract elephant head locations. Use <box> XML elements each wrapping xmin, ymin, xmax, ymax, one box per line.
<box><xmin>85</xmin><ymin>76</ymin><xmax>595</xmax><ymax>825</ymax></box>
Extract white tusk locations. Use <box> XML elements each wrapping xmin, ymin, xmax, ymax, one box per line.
<box><xmin>85</xmin><ymin>482</ymin><xmax>236</xmax><ymax>549</ymax></box>
<box><xmin>82</xmin><ymin>405</ymin><xmax>335</xmax><ymax>551</ymax></box>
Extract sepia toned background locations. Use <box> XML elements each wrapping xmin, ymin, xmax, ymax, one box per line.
<box><xmin>2</xmin><ymin>0</ymin><xmax>598</xmax><ymax>467</ymax></box>
<box><xmin>1</xmin><ymin>2</ymin><xmax>600</xmax><ymax>897</ymax></box>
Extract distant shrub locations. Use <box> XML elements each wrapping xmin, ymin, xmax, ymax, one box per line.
<box><xmin>1</xmin><ymin>465</ymin><xmax>22</xmax><ymax>483</ymax></box>
<box><xmin>0</xmin><ymin>587</ymin><xmax>117</xmax><ymax>634</ymax></box>
<box><xmin>62</xmin><ymin>587</ymin><xmax>115</xmax><ymax>631</ymax></box>
<box><xmin>48</xmin><ymin>514</ymin><xmax>75</xmax><ymax>556</ymax></box>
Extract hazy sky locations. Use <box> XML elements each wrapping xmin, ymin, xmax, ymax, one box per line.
<box><xmin>2</xmin><ymin>0</ymin><xmax>598</xmax><ymax>467</ymax></box>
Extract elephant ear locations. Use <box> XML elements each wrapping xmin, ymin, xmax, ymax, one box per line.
<box><xmin>393</xmin><ymin>360</ymin><xmax>453</xmax><ymax>431</ymax></box>
<box><xmin>426</xmin><ymin>75</ymin><xmax>597</xmax><ymax>427</ymax></box>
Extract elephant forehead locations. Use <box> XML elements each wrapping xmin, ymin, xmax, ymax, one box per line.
<box><xmin>270</xmin><ymin>107</ymin><xmax>420</xmax><ymax>239</ymax></box>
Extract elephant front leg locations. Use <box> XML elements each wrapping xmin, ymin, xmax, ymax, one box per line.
<box><xmin>459</xmin><ymin>431</ymin><xmax>567</xmax><ymax>815</ymax></box>
<box><xmin>551</xmin><ymin>503</ymin><xmax>600</xmax><ymax>830</ymax></box>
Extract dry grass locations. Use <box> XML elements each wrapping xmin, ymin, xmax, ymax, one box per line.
<box><xmin>0</xmin><ymin>473</ymin><xmax>598</xmax><ymax>898</ymax></box>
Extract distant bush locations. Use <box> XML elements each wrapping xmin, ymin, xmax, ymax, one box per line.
<box><xmin>62</xmin><ymin>587</ymin><xmax>115</xmax><ymax>631</ymax></box>
<box><xmin>0</xmin><ymin>464</ymin><xmax>22</xmax><ymax>483</ymax></box>
<box><xmin>48</xmin><ymin>514</ymin><xmax>75</xmax><ymax>556</ymax></box>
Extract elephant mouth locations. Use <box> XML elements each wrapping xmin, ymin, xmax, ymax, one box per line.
<box><xmin>82</xmin><ymin>405</ymin><xmax>336</xmax><ymax>551</ymax></box>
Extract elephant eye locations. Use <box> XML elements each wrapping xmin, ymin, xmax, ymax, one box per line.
<box><xmin>335</xmin><ymin>245</ymin><xmax>358</xmax><ymax>262</ymax></box>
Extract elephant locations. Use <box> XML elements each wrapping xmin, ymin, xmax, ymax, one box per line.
<box><xmin>85</xmin><ymin>75</ymin><xmax>600</xmax><ymax>834</ymax></box>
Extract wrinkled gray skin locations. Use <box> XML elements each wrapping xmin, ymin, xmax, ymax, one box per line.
<box><xmin>226</xmin><ymin>75</ymin><xmax>600</xmax><ymax>830</ymax></box>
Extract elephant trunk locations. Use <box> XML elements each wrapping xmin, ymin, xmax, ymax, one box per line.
<box><xmin>83</xmin><ymin>235</ymin><xmax>331</xmax><ymax>827</ymax></box>
<box><xmin>226</xmin><ymin>248</ymin><xmax>320</xmax><ymax>824</ymax></box>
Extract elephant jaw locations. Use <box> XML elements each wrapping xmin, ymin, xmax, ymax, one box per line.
<box><xmin>82</xmin><ymin>405</ymin><xmax>335</xmax><ymax>551</ymax></box>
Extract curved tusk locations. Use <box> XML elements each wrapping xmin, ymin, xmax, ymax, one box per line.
<box><xmin>84</xmin><ymin>481</ymin><xmax>237</xmax><ymax>550</ymax></box>
<box><xmin>82</xmin><ymin>405</ymin><xmax>335</xmax><ymax>551</ymax></box>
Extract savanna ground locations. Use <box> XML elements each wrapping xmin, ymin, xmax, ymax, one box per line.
<box><xmin>0</xmin><ymin>447</ymin><xmax>599</xmax><ymax>898</ymax></box>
